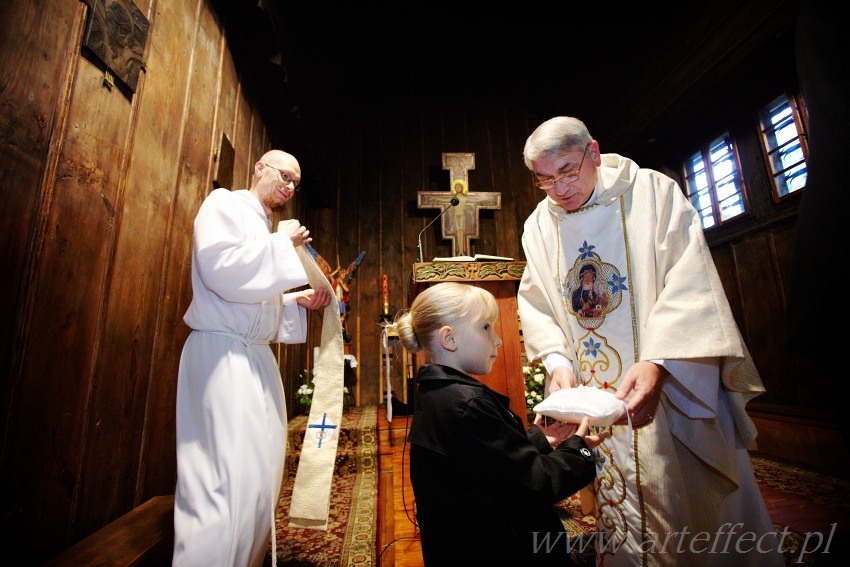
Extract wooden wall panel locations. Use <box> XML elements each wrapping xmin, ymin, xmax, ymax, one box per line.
<box><xmin>482</xmin><ymin>104</ymin><xmax>519</xmax><ymax>260</ymax></box>
<box><xmin>710</xmin><ymin>244</ymin><xmax>746</xmax><ymax>332</ymax></box>
<box><xmin>400</xmin><ymin>107</ymin><xmax>425</xmax><ymax>306</ymax></box>
<box><xmin>0</xmin><ymin>0</ymin><xmax>84</xmax><ymax>411</ymax></box>
<box><xmin>770</xmin><ymin>220</ymin><xmax>797</xmax><ymax>314</ymax></box>
<box><xmin>417</xmin><ymin>107</ymin><xmax>450</xmax><ymax>263</ymax></box>
<box><xmin>764</xmin><ymin>221</ymin><xmax>818</xmax><ymax>409</ymax></box>
<box><xmin>357</xmin><ymin>110</ymin><xmax>382</xmax><ymax>405</ymax></box>
<box><xmin>381</xmin><ymin>105</ymin><xmax>406</xmax><ymax>404</ymax></box>
<box><xmin>328</xmin><ymin>114</ymin><xmax>363</xmax><ymax>404</ymax></box>
<box><xmin>143</xmin><ymin>0</ymin><xmax>222</xmax><ymax>501</ymax></box>
<box><xmin>0</xmin><ymin>0</ymin><xmax>89</xmax><ymax>557</ymax></box>
<box><xmin>505</xmin><ymin>105</ymin><xmax>541</xmax><ymax>259</ymax></box>
<box><xmin>379</xmin><ymin>104</ymin><xmax>403</xmax><ymax>336</ymax></box>
<box><xmin>733</xmin><ymin>233</ymin><xmax>795</xmax><ymax>407</ymax></box>
<box><xmin>250</xmin><ymin>112</ymin><xmax>266</xmax><ymax>178</ymax></box>
<box><xmin>6</xmin><ymin>4</ymin><xmax>152</xmax><ymax>555</ymax></box>
<box><xmin>73</xmin><ymin>0</ymin><xmax>197</xmax><ymax>536</ymax></box>
<box><xmin>214</xmin><ymin>44</ymin><xmax>238</xmax><ymax>187</ymax></box>
<box><xmin>233</xmin><ymin>87</ymin><xmax>253</xmax><ymax>187</ymax></box>
<box><xmin>464</xmin><ymin>105</ymin><xmax>498</xmax><ymax>256</ymax></box>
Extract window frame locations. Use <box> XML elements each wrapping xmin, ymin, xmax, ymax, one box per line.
<box><xmin>756</xmin><ymin>90</ymin><xmax>809</xmax><ymax>203</ymax></box>
<box><xmin>681</xmin><ymin>131</ymin><xmax>751</xmax><ymax>231</ymax></box>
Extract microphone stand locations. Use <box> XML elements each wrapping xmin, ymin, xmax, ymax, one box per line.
<box><xmin>417</xmin><ymin>197</ymin><xmax>459</xmax><ymax>263</ymax></box>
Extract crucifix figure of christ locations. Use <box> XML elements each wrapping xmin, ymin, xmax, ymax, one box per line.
<box><xmin>417</xmin><ymin>153</ymin><xmax>501</xmax><ymax>258</ymax></box>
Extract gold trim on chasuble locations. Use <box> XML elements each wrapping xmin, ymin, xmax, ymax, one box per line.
<box><xmin>555</xmin><ymin>197</ymin><xmax>649</xmax><ymax>564</ymax></box>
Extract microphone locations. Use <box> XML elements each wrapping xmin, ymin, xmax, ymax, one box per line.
<box><xmin>418</xmin><ymin>197</ymin><xmax>460</xmax><ymax>263</ymax></box>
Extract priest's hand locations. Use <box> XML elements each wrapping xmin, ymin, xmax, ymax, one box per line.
<box><xmin>613</xmin><ymin>361</ymin><xmax>667</xmax><ymax>428</ymax></box>
<box><xmin>296</xmin><ymin>288</ymin><xmax>332</xmax><ymax>310</ymax></box>
<box><xmin>277</xmin><ymin>219</ymin><xmax>312</xmax><ymax>247</ymax></box>
<box><xmin>548</xmin><ymin>366</ymin><xmax>579</xmax><ymax>394</ymax></box>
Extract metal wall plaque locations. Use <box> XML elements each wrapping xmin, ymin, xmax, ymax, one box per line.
<box><xmin>82</xmin><ymin>0</ymin><xmax>150</xmax><ymax>93</ymax></box>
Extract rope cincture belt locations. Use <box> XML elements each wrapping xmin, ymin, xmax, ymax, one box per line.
<box><xmin>288</xmin><ymin>244</ymin><xmax>345</xmax><ymax>530</ymax></box>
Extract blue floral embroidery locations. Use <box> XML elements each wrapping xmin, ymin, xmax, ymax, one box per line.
<box><xmin>607</xmin><ymin>274</ymin><xmax>628</xmax><ymax>293</ymax></box>
<box><xmin>583</xmin><ymin>338</ymin><xmax>601</xmax><ymax>357</ymax></box>
<box><xmin>578</xmin><ymin>240</ymin><xmax>596</xmax><ymax>260</ymax></box>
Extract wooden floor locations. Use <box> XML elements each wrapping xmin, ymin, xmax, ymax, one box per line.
<box><xmin>377</xmin><ymin>408</ymin><xmax>422</xmax><ymax>567</ymax></box>
<box><xmin>376</xmin><ymin>406</ymin><xmax>850</xmax><ymax>567</ymax></box>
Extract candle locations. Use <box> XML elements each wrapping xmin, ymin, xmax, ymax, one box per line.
<box><xmin>381</xmin><ymin>274</ymin><xmax>389</xmax><ymax>315</ymax></box>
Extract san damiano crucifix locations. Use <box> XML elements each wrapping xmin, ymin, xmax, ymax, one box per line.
<box><xmin>417</xmin><ymin>153</ymin><xmax>501</xmax><ymax>258</ymax></box>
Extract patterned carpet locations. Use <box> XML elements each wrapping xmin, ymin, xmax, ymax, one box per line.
<box><xmin>552</xmin><ymin>453</ymin><xmax>850</xmax><ymax>567</ymax></box>
<box><xmin>269</xmin><ymin>405</ymin><xmax>378</xmax><ymax>567</ymax></box>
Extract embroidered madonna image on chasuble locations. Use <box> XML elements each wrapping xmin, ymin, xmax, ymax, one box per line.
<box><xmin>561</xmin><ymin>240</ymin><xmax>630</xmax><ymax>391</ymax></box>
<box><xmin>556</xmin><ymin>207</ymin><xmax>633</xmax><ymax>394</ymax></box>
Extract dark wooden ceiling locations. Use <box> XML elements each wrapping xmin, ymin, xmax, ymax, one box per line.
<box><xmin>214</xmin><ymin>0</ymin><xmax>802</xmax><ymax>176</ymax></box>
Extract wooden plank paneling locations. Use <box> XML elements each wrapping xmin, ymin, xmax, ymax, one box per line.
<box><xmin>710</xmin><ymin>244</ymin><xmax>745</xmax><ymax>332</ymax></box>
<box><xmin>400</xmin><ymin>106</ymin><xmax>425</xmax><ymax>303</ymax></box>
<box><xmin>7</xmin><ymin>2</ymin><xmax>152</xmax><ymax>557</ymax></box>
<box><xmin>505</xmin><ymin>105</ymin><xmax>540</xmax><ymax>260</ymax></box>
<box><xmin>464</xmin><ymin>104</ymin><xmax>498</xmax><ymax>256</ymax></box>
<box><xmin>415</xmin><ymin>107</ymin><xmax>448</xmax><ymax>264</ymax></box>
<box><xmin>380</xmin><ymin>103</ymin><xmax>403</xmax><ymax>325</ymax></box>
<box><xmin>233</xmin><ymin>86</ymin><xmax>253</xmax><ymax>187</ymax></box>
<box><xmin>142</xmin><ymin>0</ymin><xmax>221</xmax><ymax>500</ymax></box>
<box><xmin>0</xmin><ymin>0</ymin><xmax>90</xmax><ymax>559</ymax></box>
<box><xmin>74</xmin><ymin>0</ymin><xmax>202</xmax><ymax>536</ymax></box>
<box><xmin>484</xmin><ymin>103</ymin><xmax>519</xmax><ymax>260</ymax></box>
<box><xmin>0</xmin><ymin>0</ymin><xmax>84</xmax><ymax>411</ymax></box>
<box><xmin>214</xmin><ymin>44</ymin><xmax>238</xmax><ymax>187</ymax></box>
<box><xmin>358</xmin><ymin>109</ymin><xmax>382</xmax><ymax>405</ymax></box>
<box><xmin>327</xmin><ymin>112</ymin><xmax>364</xmax><ymax>402</ymax></box>
<box><xmin>732</xmin><ymin>233</ymin><xmax>794</xmax><ymax>407</ymax></box>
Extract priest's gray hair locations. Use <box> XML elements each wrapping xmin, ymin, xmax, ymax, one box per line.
<box><xmin>523</xmin><ymin>116</ymin><xmax>593</xmax><ymax>169</ymax></box>
<box><xmin>394</xmin><ymin>282</ymin><xmax>498</xmax><ymax>353</ymax></box>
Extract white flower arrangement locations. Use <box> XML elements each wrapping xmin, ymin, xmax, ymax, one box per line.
<box><xmin>294</xmin><ymin>368</ymin><xmax>353</xmax><ymax>408</ymax></box>
<box><xmin>523</xmin><ymin>361</ymin><xmax>546</xmax><ymax>412</ymax></box>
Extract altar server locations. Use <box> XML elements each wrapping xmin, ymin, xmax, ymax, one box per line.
<box><xmin>172</xmin><ymin>150</ymin><xmax>331</xmax><ymax>566</ymax></box>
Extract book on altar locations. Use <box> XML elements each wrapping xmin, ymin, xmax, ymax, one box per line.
<box><xmin>431</xmin><ymin>253</ymin><xmax>515</xmax><ymax>262</ymax></box>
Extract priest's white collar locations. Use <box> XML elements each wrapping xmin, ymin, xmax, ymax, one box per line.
<box><xmin>547</xmin><ymin>185</ymin><xmax>600</xmax><ymax>217</ymax></box>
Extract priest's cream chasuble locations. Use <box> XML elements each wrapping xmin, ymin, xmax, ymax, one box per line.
<box><xmin>518</xmin><ymin>154</ymin><xmax>784</xmax><ymax>567</ymax></box>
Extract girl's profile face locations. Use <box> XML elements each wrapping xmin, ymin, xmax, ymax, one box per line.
<box><xmin>451</xmin><ymin>304</ymin><xmax>502</xmax><ymax>376</ymax></box>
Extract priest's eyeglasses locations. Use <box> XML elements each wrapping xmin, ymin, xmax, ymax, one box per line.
<box><xmin>263</xmin><ymin>163</ymin><xmax>301</xmax><ymax>191</ymax></box>
<box><xmin>534</xmin><ymin>143</ymin><xmax>590</xmax><ymax>190</ymax></box>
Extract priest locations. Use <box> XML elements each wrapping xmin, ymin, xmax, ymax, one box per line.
<box><xmin>517</xmin><ymin>116</ymin><xmax>784</xmax><ymax>566</ymax></box>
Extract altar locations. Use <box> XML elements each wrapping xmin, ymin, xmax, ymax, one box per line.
<box><xmin>410</xmin><ymin>260</ymin><xmax>529</xmax><ymax>425</ymax></box>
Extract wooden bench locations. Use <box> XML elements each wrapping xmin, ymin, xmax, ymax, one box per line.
<box><xmin>44</xmin><ymin>495</ymin><xmax>174</xmax><ymax>566</ymax></box>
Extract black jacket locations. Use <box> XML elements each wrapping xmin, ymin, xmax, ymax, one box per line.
<box><xmin>407</xmin><ymin>364</ymin><xmax>596</xmax><ymax>566</ymax></box>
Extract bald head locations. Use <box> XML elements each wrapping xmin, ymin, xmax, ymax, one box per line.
<box><xmin>250</xmin><ymin>149</ymin><xmax>302</xmax><ymax>215</ymax></box>
<box><xmin>260</xmin><ymin>149</ymin><xmax>298</xmax><ymax>167</ymax></box>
